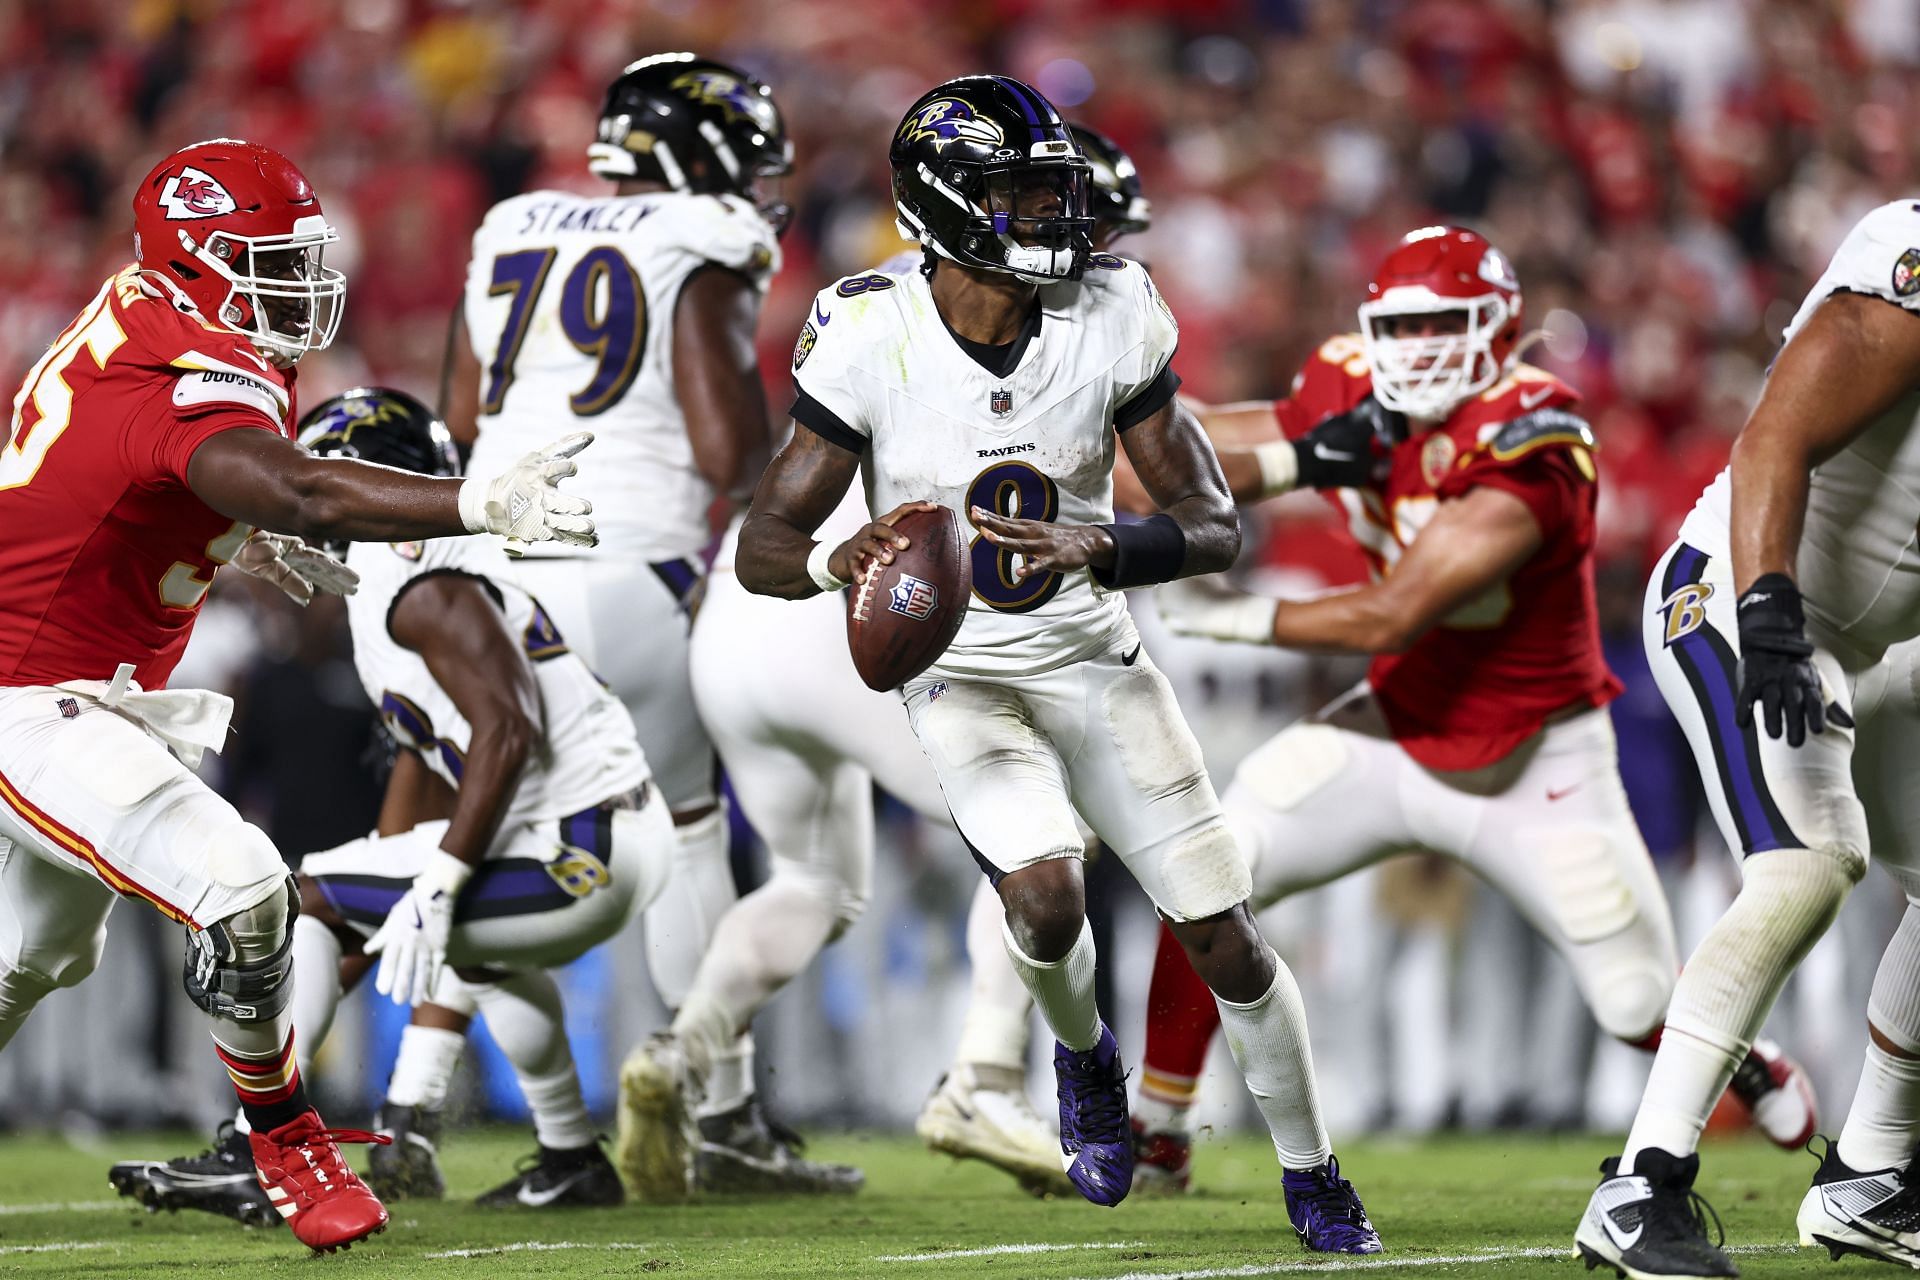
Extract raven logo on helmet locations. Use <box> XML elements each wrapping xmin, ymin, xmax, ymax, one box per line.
<box><xmin>897</xmin><ymin>99</ymin><xmax>1005</xmax><ymax>153</ymax></box>
<box><xmin>158</xmin><ymin>167</ymin><xmax>239</xmax><ymax>220</ymax></box>
<box><xmin>671</xmin><ymin>69</ymin><xmax>779</xmax><ymax>133</ymax></box>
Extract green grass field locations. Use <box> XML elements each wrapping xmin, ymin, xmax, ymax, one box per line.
<box><xmin>0</xmin><ymin>1128</ymin><xmax>1879</xmax><ymax>1279</ymax></box>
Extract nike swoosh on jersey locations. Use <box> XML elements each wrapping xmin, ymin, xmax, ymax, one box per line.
<box><xmin>815</xmin><ymin>302</ymin><xmax>831</xmax><ymax>326</ymax></box>
<box><xmin>1122</xmin><ymin>644</ymin><xmax>1143</xmax><ymax>666</ymax></box>
<box><xmin>1546</xmin><ymin>784</ymin><xmax>1581</xmax><ymax>802</ymax></box>
<box><xmin>1520</xmin><ymin>386</ymin><xmax>1554</xmax><ymax>410</ymax></box>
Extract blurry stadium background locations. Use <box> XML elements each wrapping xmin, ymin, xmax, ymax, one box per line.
<box><xmin>0</xmin><ymin>0</ymin><xmax>1912</xmax><ymax>1144</ymax></box>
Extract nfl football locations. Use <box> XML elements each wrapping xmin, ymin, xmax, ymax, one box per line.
<box><xmin>845</xmin><ymin>505</ymin><xmax>971</xmax><ymax>692</ymax></box>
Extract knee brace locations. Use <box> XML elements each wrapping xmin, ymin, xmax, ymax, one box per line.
<box><xmin>183</xmin><ymin>876</ymin><xmax>298</xmax><ymax>1024</ymax></box>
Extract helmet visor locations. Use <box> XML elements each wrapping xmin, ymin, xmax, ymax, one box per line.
<box><xmin>982</xmin><ymin>164</ymin><xmax>1092</xmax><ymax>251</ymax></box>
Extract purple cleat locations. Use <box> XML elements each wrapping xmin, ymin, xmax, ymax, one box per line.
<box><xmin>1284</xmin><ymin>1155</ymin><xmax>1383</xmax><ymax>1253</ymax></box>
<box><xmin>1054</xmin><ymin>1024</ymin><xmax>1133</xmax><ymax>1206</ymax></box>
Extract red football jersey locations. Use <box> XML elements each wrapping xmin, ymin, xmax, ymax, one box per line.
<box><xmin>1275</xmin><ymin>333</ymin><xmax>1622</xmax><ymax>771</ymax></box>
<box><xmin>0</xmin><ymin>266</ymin><xmax>294</xmax><ymax>689</ymax></box>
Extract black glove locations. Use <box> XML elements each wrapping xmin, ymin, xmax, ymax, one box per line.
<box><xmin>1734</xmin><ymin>573</ymin><xmax>1852</xmax><ymax>747</ymax></box>
<box><xmin>1292</xmin><ymin>396</ymin><xmax>1406</xmax><ymax>490</ymax></box>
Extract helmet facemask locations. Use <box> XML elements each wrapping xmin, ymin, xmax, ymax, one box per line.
<box><xmin>899</xmin><ymin>150</ymin><xmax>1093</xmax><ymax>284</ymax></box>
<box><xmin>1359</xmin><ymin>290</ymin><xmax>1512</xmax><ymax>421</ymax></box>
<box><xmin>183</xmin><ymin>214</ymin><xmax>345</xmax><ymax>366</ymax></box>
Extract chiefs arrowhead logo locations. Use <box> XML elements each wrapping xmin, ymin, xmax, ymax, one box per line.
<box><xmin>158</xmin><ymin>167</ymin><xmax>238</xmax><ymax>220</ymax></box>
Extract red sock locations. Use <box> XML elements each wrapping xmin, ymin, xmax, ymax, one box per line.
<box><xmin>215</xmin><ymin>1028</ymin><xmax>310</xmax><ymax>1133</ymax></box>
<box><xmin>1140</xmin><ymin>920</ymin><xmax>1220</xmax><ymax>1117</ymax></box>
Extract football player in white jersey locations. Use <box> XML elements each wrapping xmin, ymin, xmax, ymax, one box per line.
<box><xmin>622</xmin><ymin>75</ymin><xmax>1378</xmax><ymax>1250</ymax></box>
<box><xmin>421</xmin><ymin>53</ymin><xmax>843</xmax><ymax>1186</ymax></box>
<box><xmin>1574</xmin><ymin>201</ymin><xmax>1920</xmax><ymax>1278</ymax></box>
<box><xmin>114</xmin><ymin>389</ymin><xmax>676</xmax><ymax>1217</ymax></box>
<box><xmin>617</xmin><ymin>126</ymin><xmax>1155</xmax><ymax>1202</ymax></box>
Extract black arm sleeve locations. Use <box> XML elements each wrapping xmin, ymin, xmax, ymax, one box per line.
<box><xmin>1114</xmin><ymin>361</ymin><xmax>1182</xmax><ymax>432</ymax></box>
<box><xmin>789</xmin><ymin>391</ymin><xmax>869</xmax><ymax>454</ymax></box>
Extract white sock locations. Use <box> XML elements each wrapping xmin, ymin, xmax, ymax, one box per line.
<box><xmin>643</xmin><ymin>809</ymin><xmax>737</xmax><ymax>1008</ymax></box>
<box><xmin>386</xmin><ymin>1025</ymin><xmax>466</xmax><ymax>1110</ymax></box>
<box><xmin>1839</xmin><ymin>1040</ymin><xmax>1920</xmax><ymax>1172</ymax></box>
<box><xmin>468</xmin><ymin>970</ymin><xmax>597</xmax><ymax>1150</ymax></box>
<box><xmin>672</xmin><ymin>871</ymin><xmax>840</xmax><ymax>1086</ymax></box>
<box><xmin>1215</xmin><ymin>952</ymin><xmax>1330</xmax><ymax>1170</ymax></box>
<box><xmin>1133</xmin><ymin>1093</ymin><xmax>1192</xmax><ymax>1137</ymax></box>
<box><xmin>289</xmin><ymin>916</ymin><xmax>342</xmax><ymax>1077</ymax></box>
<box><xmin>1002</xmin><ymin>917</ymin><xmax>1099</xmax><ymax>1053</ymax></box>
<box><xmin>954</xmin><ymin>878</ymin><xmax>1032</xmax><ymax>1071</ymax></box>
<box><xmin>701</xmin><ymin>1034</ymin><xmax>754</xmax><ymax>1119</ymax></box>
<box><xmin>1622</xmin><ymin>846</ymin><xmax>1857</xmax><ymax>1170</ymax></box>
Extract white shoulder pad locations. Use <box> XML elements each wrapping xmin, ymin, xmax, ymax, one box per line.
<box><xmin>169</xmin><ymin>349</ymin><xmax>288</xmax><ymax>421</ymax></box>
<box><xmin>1819</xmin><ymin>200</ymin><xmax>1920</xmax><ymax>313</ymax></box>
<box><xmin>789</xmin><ymin>275</ymin><xmax>903</xmax><ymax>443</ymax></box>
<box><xmin>656</xmin><ymin>194</ymin><xmax>782</xmax><ymax>287</ymax></box>
<box><xmin>1094</xmin><ymin>257</ymin><xmax>1179</xmax><ymax>403</ymax></box>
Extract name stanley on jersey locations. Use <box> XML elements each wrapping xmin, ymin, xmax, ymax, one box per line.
<box><xmin>514</xmin><ymin>200</ymin><xmax>659</xmax><ymax>236</ymax></box>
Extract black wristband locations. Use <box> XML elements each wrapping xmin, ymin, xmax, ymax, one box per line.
<box><xmin>1093</xmin><ymin>514</ymin><xmax>1186</xmax><ymax>590</ymax></box>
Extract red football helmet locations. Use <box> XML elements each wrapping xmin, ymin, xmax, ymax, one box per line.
<box><xmin>133</xmin><ymin>139</ymin><xmax>345</xmax><ymax>365</ymax></box>
<box><xmin>1357</xmin><ymin>226</ymin><xmax>1522</xmax><ymax>421</ymax></box>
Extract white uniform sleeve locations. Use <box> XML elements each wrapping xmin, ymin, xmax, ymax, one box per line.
<box><xmin>1811</xmin><ymin>200</ymin><xmax>1920</xmax><ymax>315</ymax></box>
<box><xmin>789</xmin><ymin>283</ymin><xmax>872</xmax><ymax>453</ymax></box>
<box><xmin>1110</xmin><ymin>263</ymin><xmax>1182</xmax><ymax>431</ymax></box>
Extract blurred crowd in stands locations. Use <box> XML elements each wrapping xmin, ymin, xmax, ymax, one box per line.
<box><xmin>1</xmin><ymin>0</ymin><xmax>1916</xmax><ymax>1134</ymax></box>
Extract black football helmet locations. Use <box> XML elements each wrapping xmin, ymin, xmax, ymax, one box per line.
<box><xmin>589</xmin><ymin>53</ymin><xmax>793</xmax><ymax>233</ymax></box>
<box><xmin>889</xmin><ymin>75</ymin><xmax>1092</xmax><ymax>283</ymax></box>
<box><xmin>1068</xmin><ymin>123</ymin><xmax>1150</xmax><ymax>247</ymax></box>
<box><xmin>299</xmin><ymin>386</ymin><xmax>458</xmax><ymax>476</ymax></box>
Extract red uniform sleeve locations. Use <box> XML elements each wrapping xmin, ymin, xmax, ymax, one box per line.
<box><xmin>1272</xmin><ymin>335</ymin><xmax>1374</xmax><ymax>440</ymax></box>
<box><xmin>1440</xmin><ymin>444</ymin><xmax>1591</xmax><ymax>541</ymax></box>
<box><xmin>143</xmin><ymin>409</ymin><xmax>279</xmax><ymax>487</ymax></box>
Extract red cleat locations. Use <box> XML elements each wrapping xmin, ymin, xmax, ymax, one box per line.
<box><xmin>1130</xmin><ymin>1119</ymin><xmax>1193</xmax><ymax>1195</ymax></box>
<box><xmin>1729</xmin><ymin>1037</ymin><xmax>1819</xmax><ymax>1150</ymax></box>
<box><xmin>248</xmin><ymin>1110</ymin><xmax>392</xmax><ymax>1253</ymax></box>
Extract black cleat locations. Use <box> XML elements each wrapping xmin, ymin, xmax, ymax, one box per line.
<box><xmin>1795</xmin><ymin>1135</ymin><xmax>1920</xmax><ymax>1265</ymax></box>
<box><xmin>108</xmin><ymin>1121</ymin><xmax>279</xmax><ymax>1229</ymax></box>
<box><xmin>1573</xmin><ymin>1149</ymin><xmax>1737</xmax><ymax>1279</ymax></box>
<box><xmin>365</xmin><ymin>1104</ymin><xmax>445</xmax><ymax>1201</ymax></box>
<box><xmin>476</xmin><ymin>1140</ymin><xmax>624</xmax><ymax>1208</ymax></box>
<box><xmin>694</xmin><ymin>1096</ymin><xmax>864</xmax><ymax>1195</ymax></box>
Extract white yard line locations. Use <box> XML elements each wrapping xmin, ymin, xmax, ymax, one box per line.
<box><xmin>0</xmin><ymin>1200</ymin><xmax>121</xmax><ymax>1216</ymax></box>
<box><xmin>0</xmin><ymin>1242</ymin><xmax>114</xmax><ymax>1256</ymax></box>
<box><xmin>424</xmin><ymin>1241</ymin><xmax>652</xmax><ymax>1260</ymax></box>
<box><xmin>876</xmin><ymin>1242</ymin><xmax>1148</xmax><ymax>1263</ymax></box>
<box><xmin>1061</xmin><ymin>1243</ymin><xmax>1804</xmax><ymax>1280</ymax></box>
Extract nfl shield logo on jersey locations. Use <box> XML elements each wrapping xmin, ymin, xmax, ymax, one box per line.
<box><xmin>989</xmin><ymin>388</ymin><xmax>1013</xmax><ymax>416</ymax></box>
<box><xmin>887</xmin><ymin>573</ymin><xmax>939</xmax><ymax>621</ymax></box>
<box><xmin>56</xmin><ymin>697</ymin><xmax>79</xmax><ymax>720</ymax></box>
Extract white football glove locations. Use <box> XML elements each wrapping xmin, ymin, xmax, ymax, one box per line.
<box><xmin>364</xmin><ymin>850</ymin><xmax>473</xmax><ymax>1007</ymax></box>
<box><xmin>458</xmin><ymin>431</ymin><xmax>597</xmax><ymax>550</ymax></box>
<box><xmin>230</xmin><ymin>531</ymin><xmax>360</xmax><ymax>606</ymax></box>
<box><xmin>1156</xmin><ymin>575</ymin><xmax>1279</xmax><ymax>646</ymax></box>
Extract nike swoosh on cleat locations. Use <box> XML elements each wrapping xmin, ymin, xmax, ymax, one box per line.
<box><xmin>515</xmin><ymin>1170</ymin><xmax>593</xmax><ymax>1207</ymax></box>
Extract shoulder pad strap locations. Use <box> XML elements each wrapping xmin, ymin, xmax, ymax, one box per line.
<box><xmin>1488</xmin><ymin>407</ymin><xmax>1595</xmax><ymax>462</ymax></box>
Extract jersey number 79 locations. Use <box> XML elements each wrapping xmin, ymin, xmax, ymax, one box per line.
<box><xmin>481</xmin><ymin>246</ymin><xmax>647</xmax><ymax>418</ymax></box>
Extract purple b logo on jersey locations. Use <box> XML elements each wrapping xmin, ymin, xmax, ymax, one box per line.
<box><xmin>888</xmin><ymin>573</ymin><xmax>939</xmax><ymax>621</ymax></box>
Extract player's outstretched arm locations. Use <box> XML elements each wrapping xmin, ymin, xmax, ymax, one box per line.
<box><xmin>1162</xmin><ymin>485</ymin><xmax>1541</xmax><ymax>654</ymax></box>
<box><xmin>737</xmin><ymin>424</ymin><xmax>927</xmax><ymax>598</ymax></box>
<box><xmin>364</xmin><ymin>573</ymin><xmax>540</xmax><ymax>1006</ymax></box>
<box><xmin>675</xmin><ymin>267</ymin><xmax>773</xmax><ymax>501</ymax></box>
<box><xmin>1729</xmin><ymin>292</ymin><xmax>1920</xmax><ymax>592</ymax></box>
<box><xmin>186</xmin><ymin>425</ymin><xmax>595</xmax><ymax>546</ymax></box>
<box><xmin>1114</xmin><ymin>399</ymin><xmax>1277</xmax><ymax>514</ymax></box>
